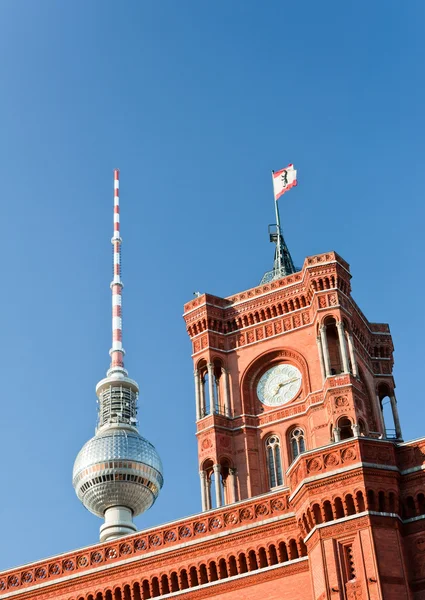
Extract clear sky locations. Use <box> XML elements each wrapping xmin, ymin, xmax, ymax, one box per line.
<box><xmin>0</xmin><ymin>0</ymin><xmax>423</xmax><ymax>571</ymax></box>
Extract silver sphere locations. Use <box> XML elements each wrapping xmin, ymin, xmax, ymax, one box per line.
<box><xmin>73</xmin><ymin>428</ymin><xmax>163</xmax><ymax>518</ymax></box>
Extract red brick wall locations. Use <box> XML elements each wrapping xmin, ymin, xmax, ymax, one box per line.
<box><xmin>210</xmin><ymin>568</ymin><xmax>312</xmax><ymax>599</ymax></box>
<box><xmin>373</xmin><ymin>525</ymin><xmax>410</xmax><ymax>600</ymax></box>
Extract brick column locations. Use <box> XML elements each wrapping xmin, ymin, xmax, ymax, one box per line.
<box><xmin>194</xmin><ymin>370</ymin><xmax>200</xmax><ymax>421</ymax></box>
<box><xmin>390</xmin><ymin>394</ymin><xmax>403</xmax><ymax>439</ymax></box>
<box><xmin>222</xmin><ymin>367</ymin><xmax>231</xmax><ymax>416</ymax></box>
<box><xmin>207</xmin><ymin>363</ymin><xmax>215</xmax><ymax>414</ymax></box>
<box><xmin>213</xmin><ymin>464</ymin><xmax>223</xmax><ymax>507</ymax></box>
<box><xmin>320</xmin><ymin>325</ymin><xmax>332</xmax><ymax>377</ymax></box>
<box><xmin>199</xmin><ymin>470</ymin><xmax>207</xmax><ymax>512</ymax></box>
<box><xmin>337</xmin><ymin>321</ymin><xmax>350</xmax><ymax>373</ymax></box>
<box><xmin>206</xmin><ymin>476</ymin><xmax>212</xmax><ymax>510</ymax></box>
<box><xmin>296</xmin><ymin>539</ymin><xmax>304</xmax><ymax>557</ymax></box>
<box><xmin>229</xmin><ymin>467</ymin><xmax>238</xmax><ymax>503</ymax></box>
<box><xmin>316</xmin><ymin>335</ymin><xmax>326</xmax><ymax>382</ymax></box>
<box><xmin>200</xmin><ymin>372</ymin><xmax>206</xmax><ymax>418</ymax></box>
<box><xmin>347</xmin><ymin>332</ymin><xmax>358</xmax><ymax>377</ymax></box>
<box><xmin>307</xmin><ymin>509</ymin><xmax>314</xmax><ymax>529</ymax></box>
<box><xmin>376</xmin><ymin>392</ymin><xmax>386</xmax><ymax>434</ymax></box>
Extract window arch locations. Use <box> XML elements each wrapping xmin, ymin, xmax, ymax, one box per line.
<box><xmin>338</xmin><ymin>416</ymin><xmax>353</xmax><ymax>440</ymax></box>
<box><xmin>266</xmin><ymin>435</ymin><xmax>283</xmax><ymax>488</ymax></box>
<box><xmin>289</xmin><ymin>427</ymin><xmax>306</xmax><ymax>462</ymax></box>
<box><xmin>377</xmin><ymin>383</ymin><xmax>401</xmax><ymax>439</ymax></box>
<box><xmin>323</xmin><ymin>317</ymin><xmax>343</xmax><ymax>375</ymax></box>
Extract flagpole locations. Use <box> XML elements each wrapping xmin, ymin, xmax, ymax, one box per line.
<box><xmin>271</xmin><ymin>170</ymin><xmax>283</xmax><ymax>276</ymax></box>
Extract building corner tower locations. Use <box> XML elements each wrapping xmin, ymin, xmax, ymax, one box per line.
<box><xmin>73</xmin><ymin>170</ymin><xmax>163</xmax><ymax>542</ymax></box>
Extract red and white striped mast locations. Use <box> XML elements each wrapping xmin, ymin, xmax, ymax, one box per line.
<box><xmin>108</xmin><ymin>168</ymin><xmax>126</xmax><ymax>377</ymax></box>
<box><xmin>95</xmin><ymin>169</ymin><xmax>139</xmax><ymax>433</ymax></box>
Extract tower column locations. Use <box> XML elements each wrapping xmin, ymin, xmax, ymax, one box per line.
<box><xmin>207</xmin><ymin>363</ymin><xmax>215</xmax><ymax>414</ymax></box>
<box><xmin>222</xmin><ymin>367</ymin><xmax>231</xmax><ymax>416</ymax></box>
<box><xmin>229</xmin><ymin>467</ymin><xmax>238</xmax><ymax>503</ymax></box>
<box><xmin>347</xmin><ymin>333</ymin><xmax>358</xmax><ymax>377</ymax></box>
<box><xmin>336</xmin><ymin>321</ymin><xmax>350</xmax><ymax>373</ymax></box>
<box><xmin>213</xmin><ymin>463</ymin><xmax>223</xmax><ymax>507</ymax></box>
<box><xmin>390</xmin><ymin>394</ymin><xmax>403</xmax><ymax>439</ymax></box>
<box><xmin>316</xmin><ymin>335</ymin><xmax>326</xmax><ymax>382</ymax></box>
<box><xmin>206</xmin><ymin>476</ymin><xmax>212</xmax><ymax>510</ymax></box>
<box><xmin>100</xmin><ymin>506</ymin><xmax>137</xmax><ymax>542</ymax></box>
<box><xmin>199</xmin><ymin>470</ymin><xmax>207</xmax><ymax>512</ymax></box>
<box><xmin>333</xmin><ymin>426</ymin><xmax>341</xmax><ymax>442</ymax></box>
<box><xmin>194</xmin><ymin>370</ymin><xmax>201</xmax><ymax>421</ymax></box>
<box><xmin>200</xmin><ymin>372</ymin><xmax>206</xmax><ymax>418</ymax></box>
<box><xmin>320</xmin><ymin>325</ymin><xmax>332</xmax><ymax>377</ymax></box>
<box><xmin>376</xmin><ymin>393</ymin><xmax>386</xmax><ymax>434</ymax></box>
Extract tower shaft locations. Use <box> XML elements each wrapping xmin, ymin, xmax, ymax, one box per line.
<box><xmin>109</xmin><ymin>169</ymin><xmax>126</xmax><ymax>376</ymax></box>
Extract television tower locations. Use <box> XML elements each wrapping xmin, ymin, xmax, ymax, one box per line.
<box><xmin>73</xmin><ymin>170</ymin><xmax>163</xmax><ymax>542</ymax></box>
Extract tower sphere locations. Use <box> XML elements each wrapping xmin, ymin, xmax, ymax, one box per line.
<box><xmin>73</xmin><ymin>426</ymin><xmax>163</xmax><ymax>518</ymax></box>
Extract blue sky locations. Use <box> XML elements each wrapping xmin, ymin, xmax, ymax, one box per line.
<box><xmin>0</xmin><ymin>0</ymin><xmax>423</xmax><ymax>570</ymax></box>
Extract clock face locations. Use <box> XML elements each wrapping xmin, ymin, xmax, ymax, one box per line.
<box><xmin>257</xmin><ymin>364</ymin><xmax>302</xmax><ymax>407</ymax></box>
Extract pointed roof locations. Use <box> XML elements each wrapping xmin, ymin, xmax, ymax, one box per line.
<box><xmin>260</xmin><ymin>225</ymin><xmax>297</xmax><ymax>284</ymax></box>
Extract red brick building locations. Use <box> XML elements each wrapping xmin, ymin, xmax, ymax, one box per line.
<box><xmin>1</xmin><ymin>250</ymin><xmax>424</xmax><ymax>599</ymax></box>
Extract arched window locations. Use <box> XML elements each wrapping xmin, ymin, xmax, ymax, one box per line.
<box><xmin>213</xmin><ymin>359</ymin><xmax>223</xmax><ymax>414</ymax></box>
<box><xmin>378</xmin><ymin>383</ymin><xmax>401</xmax><ymax>439</ymax></box>
<box><xmin>290</xmin><ymin>427</ymin><xmax>306</xmax><ymax>462</ymax></box>
<box><xmin>160</xmin><ymin>575</ymin><xmax>170</xmax><ymax>595</ymax></box>
<box><xmin>324</xmin><ymin>318</ymin><xmax>343</xmax><ymax>375</ymax></box>
<box><xmin>266</xmin><ymin>435</ymin><xmax>283</xmax><ymax>488</ymax></box>
<box><xmin>338</xmin><ymin>417</ymin><xmax>353</xmax><ymax>440</ymax></box>
<box><xmin>189</xmin><ymin>566</ymin><xmax>199</xmax><ymax>587</ymax></box>
<box><xmin>229</xmin><ymin>555</ymin><xmax>238</xmax><ymax>576</ymax></box>
<box><xmin>269</xmin><ymin>544</ymin><xmax>278</xmax><ymax>565</ymax></box>
<box><xmin>199</xmin><ymin>564</ymin><xmax>208</xmax><ymax>584</ymax></box>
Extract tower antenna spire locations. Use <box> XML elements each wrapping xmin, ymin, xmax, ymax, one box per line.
<box><xmin>260</xmin><ymin>165</ymin><xmax>297</xmax><ymax>284</ymax></box>
<box><xmin>108</xmin><ymin>168</ymin><xmax>127</xmax><ymax>378</ymax></box>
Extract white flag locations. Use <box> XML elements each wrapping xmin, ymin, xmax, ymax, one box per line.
<box><xmin>272</xmin><ymin>164</ymin><xmax>297</xmax><ymax>200</ymax></box>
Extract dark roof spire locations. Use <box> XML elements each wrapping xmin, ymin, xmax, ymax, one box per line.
<box><xmin>260</xmin><ymin>223</ymin><xmax>296</xmax><ymax>284</ymax></box>
<box><xmin>260</xmin><ymin>167</ymin><xmax>297</xmax><ymax>284</ymax></box>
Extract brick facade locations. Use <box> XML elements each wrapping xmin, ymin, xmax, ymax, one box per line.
<box><xmin>1</xmin><ymin>251</ymin><xmax>425</xmax><ymax>599</ymax></box>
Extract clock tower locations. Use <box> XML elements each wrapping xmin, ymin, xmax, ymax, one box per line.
<box><xmin>183</xmin><ymin>249</ymin><xmax>401</xmax><ymax>512</ymax></box>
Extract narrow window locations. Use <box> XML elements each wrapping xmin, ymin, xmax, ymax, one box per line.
<box><xmin>290</xmin><ymin>428</ymin><xmax>306</xmax><ymax>462</ymax></box>
<box><xmin>266</xmin><ymin>435</ymin><xmax>283</xmax><ymax>487</ymax></box>
<box><xmin>342</xmin><ymin>544</ymin><xmax>356</xmax><ymax>581</ymax></box>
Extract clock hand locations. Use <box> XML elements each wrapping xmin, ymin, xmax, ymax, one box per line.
<box><xmin>282</xmin><ymin>377</ymin><xmax>299</xmax><ymax>386</ymax></box>
<box><xmin>273</xmin><ymin>377</ymin><xmax>300</xmax><ymax>395</ymax></box>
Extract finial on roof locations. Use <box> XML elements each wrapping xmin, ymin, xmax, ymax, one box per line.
<box><xmin>260</xmin><ymin>165</ymin><xmax>297</xmax><ymax>284</ymax></box>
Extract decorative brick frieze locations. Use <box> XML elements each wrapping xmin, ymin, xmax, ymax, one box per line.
<box><xmin>0</xmin><ymin>490</ymin><xmax>292</xmax><ymax>596</ymax></box>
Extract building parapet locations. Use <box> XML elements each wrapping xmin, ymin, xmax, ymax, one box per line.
<box><xmin>0</xmin><ymin>489</ymin><xmax>292</xmax><ymax>595</ymax></box>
